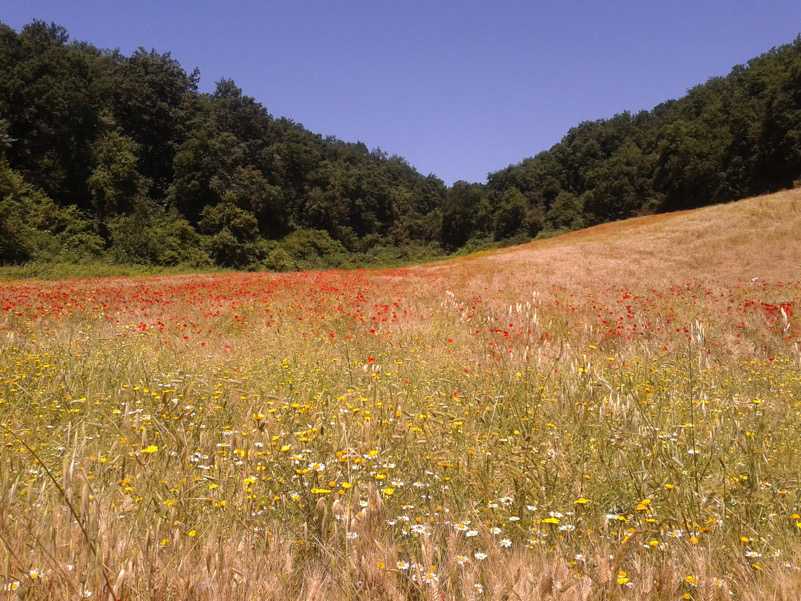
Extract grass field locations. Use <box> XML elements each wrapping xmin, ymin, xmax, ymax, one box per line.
<box><xmin>2</xmin><ymin>190</ymin><xmax>801</xmax><ymax>600</ymax></box>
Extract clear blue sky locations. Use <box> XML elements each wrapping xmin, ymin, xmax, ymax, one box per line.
<box><xmin>2</xmin><ymin>1</ymin><xmax>801</xmax><ymax>185</ymax></box>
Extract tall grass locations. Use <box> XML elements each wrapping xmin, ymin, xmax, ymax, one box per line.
<box><xmin>1</xmin><ymin>190</ymin><xmax>801</xmax><ymax>600</ymax></box>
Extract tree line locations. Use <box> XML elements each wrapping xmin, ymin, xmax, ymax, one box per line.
<box><xmin>2</xmin><ymin>20</ymin><xmax>800</xmax><ymax>270</ymax></box>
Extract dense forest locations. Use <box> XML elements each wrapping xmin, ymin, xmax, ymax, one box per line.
<box><xmin>1</xmin><ymin>20</ymin><xmax>800</xmax><ymax>271</ymax></box>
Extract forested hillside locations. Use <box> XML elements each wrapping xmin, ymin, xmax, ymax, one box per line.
<box><xmin>1</xmin><ymin>20</ymin><xmax>800</xmax><ymax>271</ymax></box>
<box><xmin>482</xmin><ymin>38</ymin><xmax>801</xmax><ymax>240</ymax></box>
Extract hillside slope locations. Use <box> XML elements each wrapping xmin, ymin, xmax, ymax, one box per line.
<box><xmin>439</xmin><ymin>188</ymin><xmax>801</xmax><ymax>287</ymax></box>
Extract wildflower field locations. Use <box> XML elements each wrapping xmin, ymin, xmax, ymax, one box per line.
<box><xmin>2</xmin><ymin>191</ymin><xmax>801</xmax><ymax>600</ymax></box>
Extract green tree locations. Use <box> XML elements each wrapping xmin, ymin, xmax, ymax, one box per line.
<box><xmin>211</xmin><ymin>78</ymin><xmax>272</xmax><ymax>148</ymax></box>
<box><xmin>545</xmin><ymin>191</ymin><xmax>585</xmax><ymax>231</ymax></box>
<box><xmin>211</xmin><ymin>165</ymin><xmax>286</xmax><ymax>238</ymax></box>
<box><xmin>440</xmin><ymin>181</ymin><xmax>490</xmax><ymax>250</ymax></box>
<box><xmin>583</xmin><ymin>141</ymin><xmax>652</xmax><ymax>223</ymax></box>
<box><xmin>1</xmin><ymin>21</ymin><xmax>100</xmax><ymax>207</ymax></box>
<box><xmin>493</xmin><ymin>186</ymin><xmax>528</xmax><ymax>240</ymax></box>
<box><xmin>168</xmin><ymin>127</ymin><xmax>245</xmax><ymax>222</ymax></box>
<box><xmin>110</xmin><ymin>48</ymin><xmax>199</xmax><ymax>195</ymax></box>
<box><xmin>88</xmin><ymin>114</ymin><xmax>152</xmax><ymax>224</ymax></box>
<box><xmin>653</xmin><ymin>120</ymin><xmax>729</xmax><ymax>210</ymax></box>
<box><xmin>198</xmin><ymin>196</ymin><xmax>266</xmax><ymax>268</ymax></box>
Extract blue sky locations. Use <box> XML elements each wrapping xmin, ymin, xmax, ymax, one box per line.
<box><xmin>2</xmin><ymin>1</ymin><xmax>801</xmax><ymax>185</ymax></box>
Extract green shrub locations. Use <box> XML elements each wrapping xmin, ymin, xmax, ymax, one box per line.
<box><xmin>109</xmin><ymin>199</ymin><xmax>211</xmax><ymax>267</ymax></box>
<box><xmin>280</xmin><ymin>229</ymin><xmax>347</xmax><ymax>268</ymax></box>
<box><xmin>0</xmin><ymin>161</ymin><xmax>103</xmax><ymax>264</ymax></box>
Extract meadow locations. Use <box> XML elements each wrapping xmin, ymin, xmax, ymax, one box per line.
<box><xmin>1</xmin><ymin>190</ymin><xmax>801</xmax><ymax>600</ymax></box>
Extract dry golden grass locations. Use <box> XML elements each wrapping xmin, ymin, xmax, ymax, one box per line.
<box><xmin>1</xmin><ymin>190</ymin><xmax>801</xmax><ymax>600</ymax></box>
<box><xmin>472</xmin><ymin>188</ymin><xmax>801</xmax><ymax>286</ymax></box>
